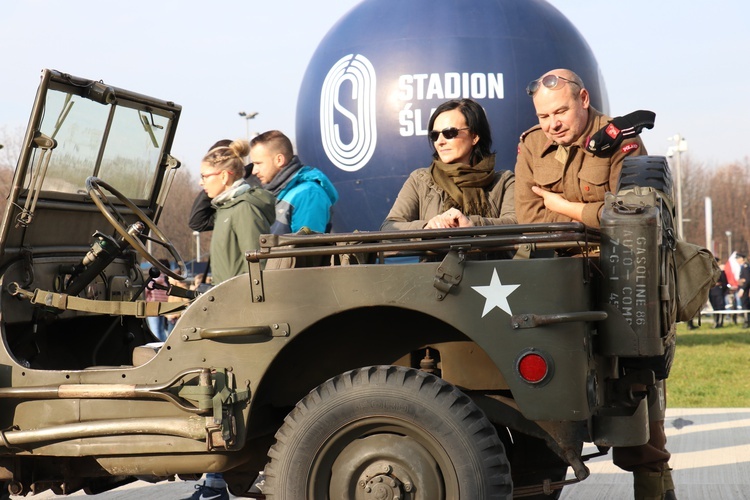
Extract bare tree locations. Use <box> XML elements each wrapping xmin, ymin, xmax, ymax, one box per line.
<box><xmin>680</xmin><ymin>156</ymin><xmax>750</xmax><ymax>257</ymax></box>
<box><xmin>153</xmin><ymin>168</ymin><xmax>211</xmax><ymax>266</ymax></box>
<box><xmin>679</xmin><ymin>156</ymin><xmax>709</xmax><ymax>244</ymax></box>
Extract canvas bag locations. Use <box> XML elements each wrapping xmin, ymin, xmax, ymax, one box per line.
<box><xmin>673</xmin><ymin>239</ymin><xmax>721</xmax><ymax>322</ymax></box>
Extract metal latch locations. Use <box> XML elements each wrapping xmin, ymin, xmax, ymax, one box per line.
<box><xmin>433</xmin><ymin>249</ymin><xmax>466</xmax><ymax>300</ymax></box>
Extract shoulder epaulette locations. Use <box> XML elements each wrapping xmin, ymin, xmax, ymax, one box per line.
<box><xmin>519</xmin><ymin>124</ymin><xmax>542</xmax><ymax>142</ymax></box>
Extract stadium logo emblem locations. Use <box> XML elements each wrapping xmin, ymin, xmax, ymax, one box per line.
<box><xmin>320</xmin><ymin>54</ymin><xmax>377</xmax><ymax>172</ymax></box>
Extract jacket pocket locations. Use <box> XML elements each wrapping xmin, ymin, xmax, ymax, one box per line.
<box><xmin>578</xmin><ymin>162</ymin><xmax>611</xmax><ymax>201</ymax></box>
<box><xmin>532</xmin><ymin>164</ymin><xmax>563</xmax><ymax>189</ymax></box>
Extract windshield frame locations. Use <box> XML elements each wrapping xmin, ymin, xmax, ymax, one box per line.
<box><xmin>0</xmin><ymin>69</ymin><xmax>182</xmax><ymax>255</ymax></box>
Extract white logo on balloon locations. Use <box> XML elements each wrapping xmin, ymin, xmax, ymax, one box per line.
<box><xmin>320</xmin><ymin>54</ymin><xmax>377</xmax><ymax>172</ymax></box>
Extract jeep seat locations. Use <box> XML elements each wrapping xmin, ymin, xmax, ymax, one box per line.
<box><xmin>132</xmin><ymin>342</ymin><xmax>164</xmax><ymax>367</ymax></box>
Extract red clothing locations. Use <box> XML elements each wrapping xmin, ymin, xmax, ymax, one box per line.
<box><xmin>145</xmin><ymin>274</ymin><xmax>169</xmax><ymax>302</ymax></box>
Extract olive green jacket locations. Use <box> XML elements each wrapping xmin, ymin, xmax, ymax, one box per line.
<box><xmin>381</xmin><ymin>168</ymin><xmax>516</xmax><ymax>231</ymax></box>
<box><xmin>210</xmin><ymin>185</ymin><xmax>275</xmax><ymax>283</ymax></box>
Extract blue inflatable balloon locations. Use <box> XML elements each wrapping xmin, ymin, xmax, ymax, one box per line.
<box><xmin>296</xmin><ymin>0</ymin><xmax>607</xmax><ymax>232</ymax></box>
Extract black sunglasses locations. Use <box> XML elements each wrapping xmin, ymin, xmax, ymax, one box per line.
<box><xmin>526</xmin><ymin>74</ymin><xmax>580</xmax><ymax>96</ymax></box>
<box><xmin>429</xmin><ymin>127</ymin><xmax>470</xmax><ymax>142</ymax></box>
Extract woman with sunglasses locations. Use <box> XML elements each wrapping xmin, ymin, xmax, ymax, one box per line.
<box><xmin>381</xmin><ymin>98</ymin><xmax>516</xmax><ymax>231</ymax></box>
<box><xmin>198</xmin><ymin>139</ymin><xmax>275</xmax><ymax>283</ymax></box>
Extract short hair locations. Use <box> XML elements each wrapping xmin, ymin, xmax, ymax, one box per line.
<box><xmin>201</xmin><ymin>139</ymin><xmax>249</xmax><ymax>178</ymax></box>
<box><xmin>564</xmin><ymin>71</ymin><xmax>585</xmax><ymax>101</ymax></box>
<box><xmin>737</xmin><ymin>253</ymin><xmax>747</xmax><ymax>259</ymax></box>
<box><xmin>427</xmin><ymin>98</ymin><xmax>493</xmax><ymax>165</ymax></box>
<box><xmin>250</xmin><ymin>130</ymin><xmax>294</xmax><ymax>160</ymax></box>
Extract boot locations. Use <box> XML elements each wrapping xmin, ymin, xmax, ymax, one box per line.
<box><xmin>633</xmin><ymin>470</ymin><xmax>666</xmax><ymax>500</ymax></box>
<box><xmin>663</xmin><ymin>467</ymin><xmax>677</xmax><ymax>499</ymax></box>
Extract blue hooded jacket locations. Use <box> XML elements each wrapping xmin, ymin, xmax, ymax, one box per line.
<box><xmin>266</xmin><ymin>156</ymin><xmax>339</xmax><ymax>234</ymax></box>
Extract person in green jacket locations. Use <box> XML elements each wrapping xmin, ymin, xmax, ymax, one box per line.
<box><xmin>199</xmin><ymin>139</ymin><xmax>275</xmax><ymax>283</ymax></box>
<box><xmin>185</xmin><ymin>139</ymin><xmax>275</xmax><ymax>500</ymax></box>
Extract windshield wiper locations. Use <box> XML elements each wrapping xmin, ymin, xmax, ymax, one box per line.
<box><xmin>139</xmin><ymin>110</ymin><xmax>162</xmax><ymax>148</ymax></box>
<box><xmin>16</xmin><ymin>94</ymin><xmax>74</xmax><ymax>227</ymax></box>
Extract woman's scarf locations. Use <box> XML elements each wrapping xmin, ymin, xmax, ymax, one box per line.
<box><xmin>211</xmin><ymin>179</ymin><xmax>251</xmax><ymax>207</ymax></box>
<box><xmin>429</xmin><ymin>154</ymin><xmax>496</xmax><ymax>216</ymax></box>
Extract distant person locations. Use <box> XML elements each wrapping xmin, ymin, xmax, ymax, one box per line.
<box><xmin>164</xmin><ymin>277</ymin><xmax>190</xmax><ymax>334</ymax></box>
<box><xmin>191</xmin><ymin>273</ymin><xmax>206</xmax><ymax>291</ymax></box>
<box><xmin>144</xmin><ymin>259</ymin><xmax>171</xmax><ymax>342</ymax></box>
<box><xmin>709</xmin><ymin>259</ymin><xmax>729</xmax><ymax>328</ymax></box>
<box><xmin>515</xmin><ymin>69</ymin><xmax>674</xmax><ymax>500</ymax></box>
<box><xmin>381</xmin><ymin>98</ymin><xmax>516</xmax><ymax>231</ymax></box>
<box><xmin>736</xmin><ymin>253</ymin><xmax>750</xmax><ymax>327</ymax></box>
<box><xmin>250</xmin><ymin>130</ymin><xmax>339</xmax><ymax>234</ymax></box>
<box><xmin>188</xmin><ymin>139</ymin><xmax>260</xmax><ymax>233</ymax></box>
<box><xmin>198</xmin><ymin>139</ymin><xmax>275</xmax><ymax>283</ymax></box>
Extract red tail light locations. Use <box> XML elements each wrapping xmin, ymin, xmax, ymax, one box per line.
<box><xmin>517</xmin><ymin>351</ymin><xmax>550</xmax><ymax>384</ymax></box>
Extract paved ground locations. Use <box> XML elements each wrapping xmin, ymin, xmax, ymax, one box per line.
<box><xmin>11</xmin><ymin>408</ymin><xmax>750</xmax><ymax>499</ymax></box>
<box><xmin>559</xmin><ymin>408</ymin><xmax>750</xmax><ymax>499</ymax></box>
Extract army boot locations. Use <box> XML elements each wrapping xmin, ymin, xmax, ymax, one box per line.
<box><xmin>663</xmin><ymin>467</ymin><xmax>677</xmax><ymax>499</ymax></box>
<box><xmin>633</xmin><ymin>468</ymin><xmax>677</xmax><ymax>500</ymax></box>
<box><xmin>633</xmin><ymin>470</ymin><xmax>666</xmax><ymax>500</ymax></box>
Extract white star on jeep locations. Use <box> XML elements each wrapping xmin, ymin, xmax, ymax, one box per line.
<box><xmin>472</xmin><ymin>269</ymin><xmax>520</xmax><ymax>317</ymax></box>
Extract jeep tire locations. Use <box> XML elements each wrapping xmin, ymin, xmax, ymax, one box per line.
<box><xmin>263</xmin><ymin>365</ymin><xmax>513</xmax><ymax>499</ymax></box>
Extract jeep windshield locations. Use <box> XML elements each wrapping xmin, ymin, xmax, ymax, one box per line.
<box><xmin>0</xmin><ymin>69</ymin><xmax>181</xmax><ymax>258</ymax></box>
<box><xmin>0</xmin><ymin>70</ymin><xmax>185</xmax><ymax>371</ymax></box>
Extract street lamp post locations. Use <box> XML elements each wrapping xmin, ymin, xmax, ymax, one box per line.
<box><xmin>667</xmin><ymin>134</ymin><xmax>688</xmax><ymax>238</ymax></box>
<box><xmin>239</xmin><ymin>111</ymin><xmax>259</xmax><ymax>141</ymax></box>
<box><xmin>193</xmin><ymin>231</ymin><xmax>201</xmax><ymax>263</ymax></box>
<box><xmin>726</xmin><ymin>230</ymin><xmax>732</xmax><ymax>260</ymax></box>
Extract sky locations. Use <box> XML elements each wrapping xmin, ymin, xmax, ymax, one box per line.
<box><xmin>2</xmin><ymin>0</ymin><xmax>749</xmax><ymax>173</ymax></box>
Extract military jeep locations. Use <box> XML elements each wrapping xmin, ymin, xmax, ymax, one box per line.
<box><xmin>0</xmin><ymin>70</ymin><xmax>675</xmax><ymax>499</ymax></box>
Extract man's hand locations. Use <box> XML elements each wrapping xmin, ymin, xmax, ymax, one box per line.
<box><xmin>531</xmin><ymin>186</ymin><xmax>585</xmax><ymax>223</ymax></box>
<box><xmin>425</xmin><ymin>208</ymin><xmax>474</xmax><ymax>229</ymax></box>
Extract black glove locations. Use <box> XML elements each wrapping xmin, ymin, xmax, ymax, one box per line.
<box><xmin>586</xmin><ymin>110</ymin><xmax>656</xmax><ymax>157</ymax></box>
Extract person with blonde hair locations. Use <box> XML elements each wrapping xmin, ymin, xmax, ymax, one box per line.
<box><xmin>185</xmin><ymin>139</ymin><xmax>274</xmax><ymax>500</ymax></box>
<box><xmin>199</xmin><ymin>139</ymin><xmax>275</xmax><ymax>283</ymax></box>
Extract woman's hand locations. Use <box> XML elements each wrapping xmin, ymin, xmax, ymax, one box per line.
<box><xmin>425</xmin><ymin>208</ymin><xmax>474</xmax><ymax>229</ymax></box>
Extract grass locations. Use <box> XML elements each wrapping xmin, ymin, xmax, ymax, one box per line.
<box><xmin>668</xmin><ymin>317</ymin><xmax>750</xmax><ymax>407</ymax></box>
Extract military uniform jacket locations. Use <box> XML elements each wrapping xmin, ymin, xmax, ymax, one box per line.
<box><xmin>380</xmin><ymin>167</ymin><xmax>516</xmax><ymax>231</ymax></box>
<box><xmin>514</xmin><ymin>107</ymin><xmax>646</xmax><ymax>228</ymax></box>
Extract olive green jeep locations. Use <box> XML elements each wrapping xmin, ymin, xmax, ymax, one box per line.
<box><xmin>0</xmin><ymin>70</ymin><xmax>676</xmax><ymax>499</ymax></box>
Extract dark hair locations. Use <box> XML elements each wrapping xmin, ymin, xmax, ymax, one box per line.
<box><xmin>208</xmin><ymin>139</ymin><xmax>232</xmax><ymax>152</ymax></box>
<box><xmin>250</xmin><ymin>130</ymin><xmax>294</xmax><ymax>160</ymax></box>
<box><xmin>427</xmin><ymin>98</ymin><xmax>493</xmax><ymax>165</ymax></box>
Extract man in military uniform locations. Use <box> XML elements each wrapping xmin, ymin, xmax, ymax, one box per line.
<box><xmin>515</xmin><ymin>69</ymin><xmax>675</xmax><ymax>500</ymax></box>
<box><xmin>514</xmin><ymin>69</ymin><xmax>645</xmax><ymax>228</ymax></box>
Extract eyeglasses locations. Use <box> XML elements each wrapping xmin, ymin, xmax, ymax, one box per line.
<box><xmin>199</xmin><ymin>171</ymin><xmax>222</xmax><ymax>182</ymax></box>
<box><xmin>526</xmin><ymin>74</ymin><xmax>580</xmax><ymax>96</ymax></box>
<box><xmin>429</xmin><ymin>127</ymin><xmax>470</xmax><ymax>142</ymax></box>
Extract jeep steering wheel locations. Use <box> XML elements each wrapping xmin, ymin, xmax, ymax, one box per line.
<box><xmin>86</xmin><ymin>176</ymin><xmax>187</xmax><ymax>281</ymax></box>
